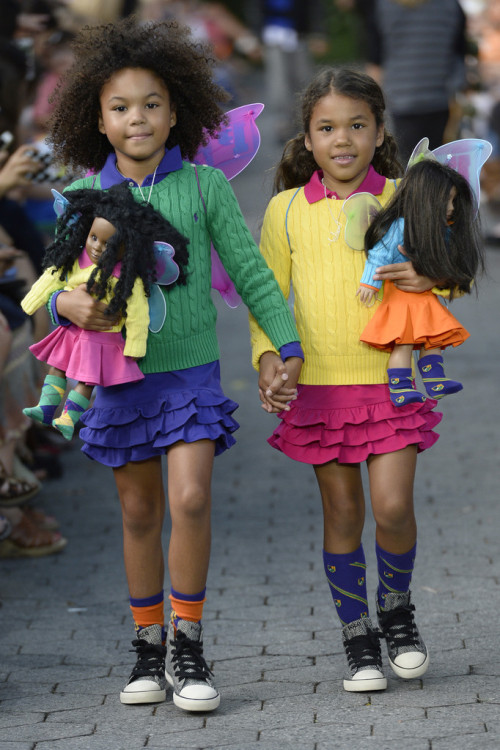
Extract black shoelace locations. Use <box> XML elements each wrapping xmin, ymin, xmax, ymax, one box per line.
<box><xmin>170</xmin><ymin>631</ymin><xmax>213</xmax><ymax>681</ymax></box>
<box><xmin>345</xmin><ymin>629</ymin><xmax>383</xmax><ymax>671</ymax></box>
<box><xmin>129</xmin><ymin>638</ymin><xmax>166</xmax><ymax>679</ymax></box>
<box><xmin>379</xmin><ymin>602</ymin><xmax>419</xmax><ymax>648</ymax></box>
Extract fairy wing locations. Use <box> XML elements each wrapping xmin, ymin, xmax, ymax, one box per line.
<box><xmin>51</xmin><ymin>188</ymin><xmax>68</xmax><ymax>218</ymax></box>
<box><xmin>407</xmin><ymin>137</ymin><xmax>492</xmax><ymax>212</ymax></box>
<box><xmin>342</xmin><ymin>193</ymin><xmax>383</xmax><ymax>251</ymax></box>
<box><xmin>193</xmin><ymin>103</ymin><xmax>265</xmax><ymax>308</ymax></box>
<box><xmin>153</xmin><ymin>241</ymin><xmax>179</xmax><ymax>286</ymax></box>
<box><xmin>431</xmin><ymin>138</ymin><xmax>492</xmax><ymax>212</ymax></box>
<box><xmin>194</xmin><ymin>103</ymin><xmax>265</xmax><ymax>180</ymax></box>
<box><xmin>148</xmin><ymin>241</ymin><xmax>180</xmax><ymax>332</ymax></box>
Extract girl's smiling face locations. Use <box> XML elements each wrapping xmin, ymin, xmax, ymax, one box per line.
<box><xmin>98</xmin><ymin>67</ymin><xmax>177</xmax><ymax>182</ymax></box>
<box><xmin>304</xmin><ymin>91</ymin><xmax>385</xmax><ymax>199</ymax></box>
<box><xmin>86</xmin><ymin>217</ymin><xmax>116</xmax><ymax>264</ymax></box>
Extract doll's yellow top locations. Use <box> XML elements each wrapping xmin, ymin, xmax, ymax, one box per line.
<box><xmin>21</xmin><ymin>250</ymin><xmax>149</xmax><ymax>358</ymax></box>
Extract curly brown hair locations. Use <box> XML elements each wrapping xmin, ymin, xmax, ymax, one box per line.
<box><xmin>274</xmin><ymin>67</ymin><xmax>403</xmax><ymax>193</ymax></box>
<box><xmin>47</xmin><ymin>16</ymin><xmax>230</xmax><ymax>172</ymax></box>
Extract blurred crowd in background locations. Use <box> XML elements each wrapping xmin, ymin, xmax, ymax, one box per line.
<box><xmin>0</xmin><ymin>0</ymin><xmax>498</xmax><ymax>559</ymax></box>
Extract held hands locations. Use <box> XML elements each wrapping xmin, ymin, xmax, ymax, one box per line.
<box><xmin>55</xmin><ymin>284</ymin><xmax>120</xmax><ymax>330</ymax></box>
<box><xmin>372</xmin><ymin>253</ymin><xmax>436</xmax><ymax>293</ymax></box>
<box><xmin>356</xmin><ymin>285</ymin><xmax>376</xmax><ymax>307</ymax></box>
<box><xmin>258</xmin><ymin>351</ymin><xmax>302</xmax><ymax>414</ymax></box>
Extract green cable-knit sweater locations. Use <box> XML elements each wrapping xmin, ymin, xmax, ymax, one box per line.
<box><xmin>65</xmin><ymin>162</ymin><xmax>300</xmax><ymax>374</ymax></box>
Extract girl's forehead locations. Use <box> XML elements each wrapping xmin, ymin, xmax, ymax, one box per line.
<box><xmin>100</xmin><ymin>67</ymin><xmax>170</xmax><ymax>98</ymax></box>
<box><xmin>310</xmin><ymin>91</ymin><xmax>374</xmax><ymax>122</ymax></box>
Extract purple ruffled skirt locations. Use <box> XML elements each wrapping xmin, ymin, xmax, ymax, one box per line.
<box><xmin>79</xmin><ymin>362</ymin><xmax>239</xmax><ymax>467</ymax></box>
<box><xmin>268</xmin><ymin>384</ymin><xmax>442</xmax><ymax>465</ymax></box>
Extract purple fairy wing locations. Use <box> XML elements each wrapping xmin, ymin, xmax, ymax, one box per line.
<box><xmin>430</xmin><ymin>138</ymin><xmax>492</xmax><ymax>212</ymax></box>
<box><xmin>210</xmin><ymin>245</ymin><xmax>241</xmax><ymax>308</ymax></box>
<box><xmin>193</xmin><ymin>103</ymin><xmax>264</xmax><ymax>308</ymax></box>
<box><xmin>194</xmin><ymin>103</ymin><xmax>264</xmax><ymax>180</ymax></box>
<box><xmin>153</xmin><ymin>241</ymin><xmax>179</xmax><ymax>286</ymax></box>
<box><xmin>342</xmin><ymin>193</ymin><xmax>382</xmax><ymax>250</ymax></box>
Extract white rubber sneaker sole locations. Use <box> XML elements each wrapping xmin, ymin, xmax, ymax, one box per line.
<box><xmin>120</xmin><ymin>683</ymin><xmax>166</xmax><ymax>705</ymax></box>
<box><xmin>165</xmin><ymin>672</ymin><xmax>220</xmax><ymax>711</ymax></box>
<box><xmin>343</xmin><ymin>669</ymin><xmax>387</xmax><ymax>692</ymax></box>
<box><xmin>389</xmin><ymin>649</ymin><xmax>430</xmax><ymax>679</ymax></box>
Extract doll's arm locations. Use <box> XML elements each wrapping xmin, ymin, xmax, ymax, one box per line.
<box><xmin>360</xmin><ymin>220</ymin><xmax>404</xmax><ymax>290</ymax></box>
<box><xmin>356</xmin><ymin>285</ymin><xmax>377</xmax><ymax>306</ymax></box>
<box><xmin>21</xmin><ymin>267</ymin><xmax>65</xmax><ymax>315</ymax></box>
<box><xmin>122</xmin><ymin>278</ymin><xmax>150</xmax><ymax>358</ymax></box>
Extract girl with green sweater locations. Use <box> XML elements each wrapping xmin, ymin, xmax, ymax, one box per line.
<box><xmin>46</xmin><ymin>17</ymin><xmax>302</xmax><ymax>711</ymax></box>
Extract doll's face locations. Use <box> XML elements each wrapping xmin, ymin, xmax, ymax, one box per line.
<box><xmin>86</xmin><ymin>217</ymin><xmax>116</xmax><ymax>264</ymax></box>
<box><xmin>447</xmin><ymin>187</ymin><xmax>457</xmax><ymax>221</ymax></box>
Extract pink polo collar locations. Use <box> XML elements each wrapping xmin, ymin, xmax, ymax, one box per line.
<box><xmin>79</xmin><ymin>248</ymin><xmax>122</xmax><ymax>277</ymax></box>
<box><xmin>304</xmin><ymin>166</ymin><xmax>387</xmax><ymax>204</ymax></box>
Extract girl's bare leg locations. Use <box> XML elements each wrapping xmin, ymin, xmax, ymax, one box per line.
<box><xmin>113</xmin><ymin>456</ymin><xmax>165</xmax><ymax>598</ymax></box>
<box><xmin>367</xmin><ymin>445</ymin><xmax>417</xmax><ymax>553</ymax></box>
<box><xmin>313</xmin><ymin>460</ymin><xmax>365</xmax><ymax>553</ymax></box>
<box><xmin>166</xmin><ymin>439</ymin><xmax>215</xmax><ymax>593</ymax></box>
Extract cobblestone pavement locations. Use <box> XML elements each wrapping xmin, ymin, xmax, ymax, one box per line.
<box><xmin>1</xmin><ymin>106</ymin><xmax>500</xmax><ymax>749</ymax></box>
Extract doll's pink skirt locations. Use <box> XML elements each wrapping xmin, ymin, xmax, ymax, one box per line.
<box><xmin>29</xmin><ymin>324</ymin><xmax>144</xmax><ymax>387</ymax></box>
<box><xmin>268</xmin><ymin>384</ymin><xmax>442</xmax><ymax>465</ymax></box>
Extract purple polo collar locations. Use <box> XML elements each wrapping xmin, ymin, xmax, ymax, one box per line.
<box><xmin>304</xmin><ymin>166</ymin><xmax>386</xmax><ymax>203</ymax></box>
<box><xmin>99</xmin><ymin>144</ymin><xmax>183</xmax><ymax>189</ymax></box>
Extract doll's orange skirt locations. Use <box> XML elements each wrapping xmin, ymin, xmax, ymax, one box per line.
<box><xmin>360</xmin><ymin>281</ymin><xmax>470</xmax><ymax>352</ymax></box>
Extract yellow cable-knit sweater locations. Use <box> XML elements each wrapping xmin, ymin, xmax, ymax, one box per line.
<box><xmin>249</xmin><ymin>178</ymin><xmax>400</xmax><ymax>385</ymax></box>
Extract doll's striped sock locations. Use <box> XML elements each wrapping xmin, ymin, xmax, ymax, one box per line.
<box><xmin>23</xmin><ymin>374</ymin><xmax>66</xmax><ymax>425</ymax></box>
<box><xmin>323</xmin><ymin>547</ymin><xmax>369</xmax><ymax>626</ymax></box>
<box><xmin>417</xmin><ymin>354</ymin><xmax>463</xmax><ymax>399</ymax></box>
<box><xmin>376</xmin><ymin>542</ymin><xmax>416</xmax><ymax>608</ymax></box>
<box><xmin>52</xmin><ymin>389</ymin><xmax>89</xmax><ymax>440</ymax></box>
<box><xmin>387</xmin><ymin>368</ymin><xmax>426</xmax><ymax>407</ymax></box>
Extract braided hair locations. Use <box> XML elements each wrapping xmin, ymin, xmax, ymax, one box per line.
<box><xmin>44</xmin><ymin>182</ymin><xmax>189</xmax><ymax>317</ymax></box>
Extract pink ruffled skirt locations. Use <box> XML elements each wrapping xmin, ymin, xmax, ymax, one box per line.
<box><xmin>29</xmin><ymin>324</ymin><xmax>144</xmax><ymax>387</ymax></box>
<box><xmin>268</xmin><ymin>384</ymin><xmax>442</xmax><ymax>464</ymax></box>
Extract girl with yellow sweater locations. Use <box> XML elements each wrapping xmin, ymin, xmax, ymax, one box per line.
<box><xmin>250</xmin><ymin>68</ymin><xmax>444</xmax><ymax>692</ymax></box>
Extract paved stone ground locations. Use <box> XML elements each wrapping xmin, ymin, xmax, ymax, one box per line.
<box><xmin>1</xmin><ymin>103</ymin><xmax>500</xmax><ymax>750</ymax></box>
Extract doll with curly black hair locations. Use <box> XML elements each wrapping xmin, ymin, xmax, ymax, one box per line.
<box><xmin>21</xmin><ymin>182</ymin><xmax>189</xmax><ymax>439</ymax></box>
<box><xmin>43</xmin><ymin>15</ymin><xmax>302</xmax><ymax>711</ymax></box>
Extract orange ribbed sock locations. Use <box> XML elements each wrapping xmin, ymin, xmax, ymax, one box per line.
<box><xmin>169</xmin><ymin>587</ymin><xmax>206</xmax><ymax>626</ymax></box>
<box><xmin>129</xmin><ymin>591</ymin><xmax>164</xmax><ymax>632</ymax></box>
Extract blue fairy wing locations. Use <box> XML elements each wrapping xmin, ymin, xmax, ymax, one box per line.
<box><xmin>148</xmin><ymin>243</ymin><xmax>180</xmax><ymax>332</ymax></box>
<box><xmin>153</xmin><ymin>241</ymin><xmax>179</xmax><ymax>286</ymax></box>
<box><xmin>431</xmin><ymin>138</ymin><xmax>493</xmax><ymax>212</ymax></box>
<box><xmin>148</xmin><ymin>284</ymin><xmax>167</xmax><ymax>333</ymax></box>
<box><xmin>342</xmin><ymin>193</ymin><xmax>382</xmax><ymax>250</ymax></box>
<box><xmin>51</xmin><ymin>188</ymin><xmax>69</xmax><ymax>218</ymax></box>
